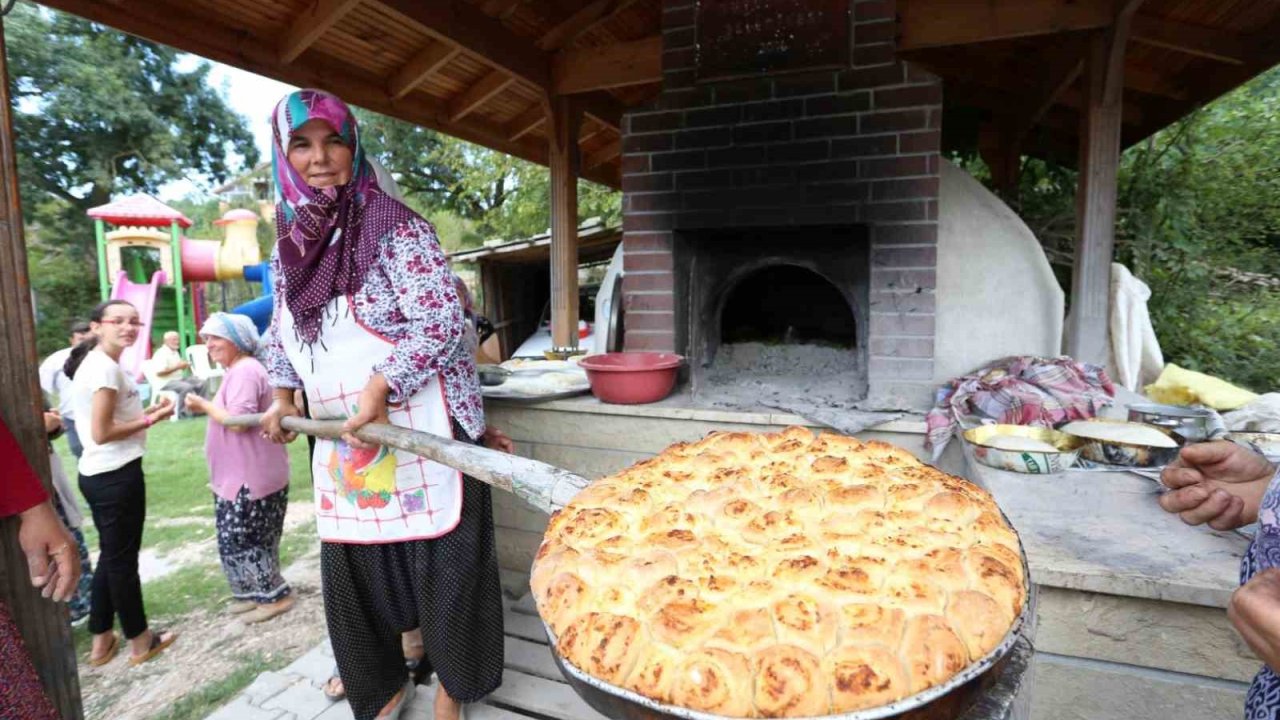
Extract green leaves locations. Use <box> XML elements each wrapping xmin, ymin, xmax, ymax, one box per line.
<box><xmin>354</xmin><ymin>107</ymin><xmax>620</xmax><ymax>250</ymax></box>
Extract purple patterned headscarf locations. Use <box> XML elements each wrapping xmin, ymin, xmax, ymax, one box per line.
<box><xmin>270</xmin><ymin>89</ymin><xmax>412</xmax><ymax>346</ymax></box>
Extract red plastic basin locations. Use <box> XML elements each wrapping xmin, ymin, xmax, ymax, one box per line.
<box><xmin>578</xmin><ymin>352</ymin><xmax>684</xmax><ymax>404</ymax></box>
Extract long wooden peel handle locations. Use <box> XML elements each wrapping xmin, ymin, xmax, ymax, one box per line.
<box><xmin>223</xmin><ymin>413</ymin><xmax>590</xmax><ymax>514</ymax></box>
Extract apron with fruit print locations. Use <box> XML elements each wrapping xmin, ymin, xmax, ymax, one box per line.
<box><xmin>279</xmin><ymin>295</ymin><xmax>462</xmax><ymax>544</ymax></box>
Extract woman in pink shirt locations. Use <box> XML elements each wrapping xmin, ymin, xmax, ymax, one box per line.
<box><xmin>186</xmin><ymin>313</ymin><xmax>293</xmax><ymax>624</ymax></box>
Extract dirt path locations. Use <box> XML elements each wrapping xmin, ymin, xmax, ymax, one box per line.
<box><xmin>78</xmin><ymin>505</ymin><xmax>327</xmax><ymax>720</ymax></box>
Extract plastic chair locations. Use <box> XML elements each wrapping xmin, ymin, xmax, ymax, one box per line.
<box><xmin>140</xmin><ymin>358</ymin><xmax>180</xmax><ymax>420</ymax></box>
<box><xmin>185</xmin><ymin>344</ymin><xmax>226</xmax><ymax>381</ymax></box>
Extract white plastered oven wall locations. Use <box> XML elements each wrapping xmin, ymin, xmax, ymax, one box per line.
<box><xmin>933</xmin><ymin>158</ymin><xmax>1065</xmax><ymax>383</ymax></box>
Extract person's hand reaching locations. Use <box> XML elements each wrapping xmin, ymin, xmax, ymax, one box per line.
<box><xmin>482</xmin><ymin>427</ymin><xmax>514</xmax><ymax>454</ymax></box>
<box><xmin>19</xmin><ymin>502</ymin><xmax>81</xmax><ymax>602</ymax></box>
<box><xmin>1231</xmin><ymin>567</ymin><xmax>1280</xmax><ymax>673</ymax></box>
<box><xmin>1158</xmin><ymin>441</ymin><xmax>1275</xmax><ymax>531</ymax></box>
<box><xmin>342</xmin><ymin>374</ymin><xmax>391</xmax><ymax>450</ymax></box>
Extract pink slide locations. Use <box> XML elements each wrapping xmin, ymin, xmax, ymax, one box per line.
<box><xmin>110</xmin><ymin>269</ymin><xmax>166</xmax><ymax>381</ymax></box>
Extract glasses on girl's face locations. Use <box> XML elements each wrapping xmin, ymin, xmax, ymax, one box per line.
<box><xmin>100</xmin><ymin>319</ymin><xmax>144</xmax><ymax>328</ymax></box>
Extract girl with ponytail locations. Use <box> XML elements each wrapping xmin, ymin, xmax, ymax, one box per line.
<box><xmin>69</xmin><ymin>299</ymin><xmax>178</xmax><ymax>667</ymax></box>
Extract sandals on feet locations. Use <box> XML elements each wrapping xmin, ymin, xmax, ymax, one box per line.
<box><xmin>375</xmin><ymin>681</ymin><xmax>413</xmax><ymax>720</ymax></box>
<box><xmin>88</xmin><ymin>633</ymin><xmax>119</xmax><ymax>667</ymax></box>
<box><xmin>129</xmin><ymin>629</ymin><xmax>177</xmax><ymax>667</ymax></box>
<box><xmin>323</xmin><ymin>669</ymin><xmax>346</xmax><ymax>702</ymax></box>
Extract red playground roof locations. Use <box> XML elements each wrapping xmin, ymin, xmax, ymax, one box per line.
<box><xmin>87</xmin><ymin>194</ymin><xmax>192</xmax><ymax>229</ymax></box>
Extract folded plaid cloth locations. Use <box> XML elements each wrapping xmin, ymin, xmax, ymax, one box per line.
<box><xmin>926</xmin><ymin>356</ymin><xmax>1116</xmax><ymax>461</ymax></box>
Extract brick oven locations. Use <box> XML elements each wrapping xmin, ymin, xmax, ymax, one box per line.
<box><xmin>620</xmin><ymin>0</ymin><xmax>941</xmax><ymax>409</ymax></box>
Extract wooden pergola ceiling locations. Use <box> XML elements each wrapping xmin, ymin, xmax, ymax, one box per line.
<box><xmin>32</xmin><ymin>0</ymin><xmax>1280</xmax><ymax>185</ymax></box>
<box><xmin>896</xmin><ymin>0</ymin><xmax>1280</xmax><ymax>163</ymax></box>
<box><xmin>36</xmin><ymin>0</ymin><xmax>666</xmax><ymax>189</ymax></box>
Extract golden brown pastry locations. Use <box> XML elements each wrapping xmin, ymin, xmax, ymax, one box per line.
<box><xmin>753</xmin><ymin>644</ymin><xmax>830</xmax><ymax>717</ymax></box>
<box><xmin>826</xmin><ymin>642</ymin><xmax>910</xmax><ymax>712</ymax></box>
<box><xmin>672</xmin><ymin>647</ymin><xmax>758</xmax><ymax>717</ymax></box>
<box><xmin>533</xmin><ymin>426</ymin><xmax>1026</xmax><ymax>717</ymax></box>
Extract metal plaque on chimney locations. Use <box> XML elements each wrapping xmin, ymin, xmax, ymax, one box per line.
<box><xmin>695</xmin><ymin>0</ymin><xmax>850</xmax><ymax>81</ymax></box>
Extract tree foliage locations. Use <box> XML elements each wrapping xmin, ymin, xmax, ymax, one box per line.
<box><xmin>355</xmin><ymin>108</ymin><xmax>620</xmax><ymax>250</ymax></box>
<box><xmin>975</xmin><ymin>67</ymin><xmax>1280</xmax><ymax>391</ymax></box>
<box><xmin>7</xmin><ymin>5</ymin><xmax>259</xmax><ymax>355</ymax></box>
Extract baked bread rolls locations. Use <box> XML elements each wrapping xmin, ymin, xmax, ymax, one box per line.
<box><xmin>533</xmin><ymin>426</ymin><xmax>1025</xmax><ymax>717</ymax></box>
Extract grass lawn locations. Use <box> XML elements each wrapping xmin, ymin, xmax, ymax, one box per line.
<box><xmin>65</xmin><ymin>416</ymin><xmax>321</xmax><ymax>679</ymax></box>
<box><xmin>56</xmin><ymin>417</ymin><xmax>314</xmax><ymax>551</ymax></box>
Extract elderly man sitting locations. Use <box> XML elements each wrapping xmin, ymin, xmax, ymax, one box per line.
<box><xmin>150</xmin><ymin>331</ymin><xmax>207</xmax><ymax>417</ymax></box>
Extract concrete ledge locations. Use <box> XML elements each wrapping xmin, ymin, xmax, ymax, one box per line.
<box><xmin>487</xmin><ymin>392</ymin><xmax>928</xmax><ymax>433</ymax></box>
<box><xmin>1035</xmin><ymin>586</ymin><xmax>1258</xmax><ymax>683</ymax></box>
<box><xmin>1031</xmin><ymin>652</ymin><xmax>1250</xmax><ymax>720</ymax></box>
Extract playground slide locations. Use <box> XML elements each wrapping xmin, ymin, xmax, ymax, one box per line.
<box><xmin>110</xmin><ymin>269</ymin><xmax>166</xmax><ymax>381</ymax></box>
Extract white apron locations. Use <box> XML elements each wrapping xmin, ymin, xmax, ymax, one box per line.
<box><xmin>280</xmin><ymin>295</ymin><xmax>462</xmax><ymax>544</ymax></box>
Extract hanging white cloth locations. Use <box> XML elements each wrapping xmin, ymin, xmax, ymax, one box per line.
<box><xmin>1108</xmin><ymin>262</ymin><xmax>1164</xmax><ymax>392</ymax></box>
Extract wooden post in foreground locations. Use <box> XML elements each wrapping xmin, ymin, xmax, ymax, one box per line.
<box><xmin>1065</xmin><ymin>15</ymin><xmax>1133</xmax><ymax>365</ymax></box>
<box><xmin>0</xmin><ymin>18</ymin><xmax>84</xmax><ymax>720</ymax></box>
<box><xmin>548</xmin><ymin>95</ymin><xmax>582</xmax><ymax>350</ymax></box>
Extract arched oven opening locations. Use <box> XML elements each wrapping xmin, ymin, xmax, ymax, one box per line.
<box><xmin>679</xmin><ymin>226</ymin><xmax>870</xmax><ymax>409</ymax></box>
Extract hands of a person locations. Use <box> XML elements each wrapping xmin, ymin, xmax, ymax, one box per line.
<box><xmin>262</xmin><ymin>395</ymin><xmax>301</xmax><ymax>444</ymax></box>
<box><xmin>481</xmin><ymin>426</ymin><xmax>514</xmax><ymax>454</ymax></box>
<box><xmin>147</xmin><ymin>397</ymin><xmax>176</xmax><ymax>423</ymax></box>
<box><xmin>342</xmin><ymin>374</ymin><xmax>390</xmax><ymax>450</ymax></box>
<box><xmin>43</xmin><ymin>410</ymin><xmax>63</xmax><ymax>434</ymax></box>
<box><xmin>18</xmin><ymin>502</ymin><xmax>81</xmax><ymax>602</ymax></box>
<box><xmin>1158</xmin><ymin>441</ymin><xmax>1275</xmax><ymax>530</ymax></box>
<box><xmin>1230</xmin><ymin>567</ymin><xmax>1280</xmax><ymax>673</ymax></box>
<box><xmin>184</xmin><ymin>394</ymin><xmax>207</xmax><ymax>414</ymax></box>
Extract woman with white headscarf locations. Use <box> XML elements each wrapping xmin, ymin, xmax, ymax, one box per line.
<box><xmin>186</xmin><ymin>312</ymin><xmax>294</xmax><ymax>624</ymax></box>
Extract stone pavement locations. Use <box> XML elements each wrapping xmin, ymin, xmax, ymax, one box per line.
<box><xmin>204</xmin><ymin>594</ymin><xmax>609</xmax><ymax>720</ymax></box>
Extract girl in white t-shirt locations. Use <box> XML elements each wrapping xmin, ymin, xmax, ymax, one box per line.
<box><xmin>65</xmin><ymin>299</ymin><xmax>176</xmax><ymax>667</ymax></box>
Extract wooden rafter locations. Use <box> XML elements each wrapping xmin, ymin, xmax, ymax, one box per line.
<box><xmin>578</xmin><ymin>120</ymin><xmax>605</xmax><ymax>146</ymax></box>
<box><xmin>584</xmin><ymin>137</ymin><xmax>621</xmax><ymax>169</ymax></box>
<box><xmin>1124</xmin><ymin>64</ymin><xmax>1185</xmax><ymax>99</ymax></box>
<box><xmin>278</xmin><ymin>0</ymin><xmax>363</xmax><ymax>64</ymax></box>
<box><xmin>506</xmin><ymin>103</ymin><xmax>546</xmax><ymax>141</ymax></box>
<box><xmin>537</xmin><ymin>0</ymin><xmax>644</xmax><ymax>51</ymax></box>
<box><xmin>1130</xmin><ymin>15</ymin><xmax>1249</xmax><ymax>65</ymax></box>
<box><xmin>481</xmin><ymin>0</ymin><xmax>525</xmax><ymax>20</ymax></box>
<box><xmin>552</xmin><ymin>35</ymin><xmax>661</xmax><ymax>94</ymax></box>
<box><xmin>375</xmin><ymin>0</ymin><xmax>551</xmax><ymax>91</ymax></box>
<box><xmin>387</xmin><ymin>41</ymin><xmax>461</xmax><ymax>100</ymax></box>
<box><xmin>450</xmin><ymin>70</ymin><xmax>516</xmax><ymax>122</ymax></box>
<box><xmin>898</xmin><ymin>0</ymin><xmax>1112</xmax><ymax>51</ymax></box>
<box><xmin>1009</xmin><ymin>37</ymin><xmax>1086</xmax><ymax>145</ymax></box>
<box><xmin>35</xmin><ymin>0</ymin><xmax>621</xmax><ymax>188</ymax></box>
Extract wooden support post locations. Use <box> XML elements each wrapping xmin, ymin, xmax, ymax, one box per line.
<box><xmin>978</xmin><ymin>121</ymin><xmax>1021</xmax><ymax>198</ymax></box>
<box><xmin>548</xmin><ymin>96</ymin><xmax>581</xmax><ymax>350</ymax></box>
<box><xmin>0</xmin><ymin>19</ymin><xmax>83</xmax><ymax>720</ymax></box>
<box><xmin>1066</xmin><ymin>19</ymin><xmax>1131</xmax><ymax>364</ymax></box>
<box><xmin>95</xmin><ymin>218</ymin><xmax>109</xmax><ymax>300</ymax></box>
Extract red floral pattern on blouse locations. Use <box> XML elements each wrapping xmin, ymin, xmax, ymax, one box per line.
<box><xmin>265</xmin><ymin>218</ymin><xmax>485</xmax><ymax>441</ymax></box>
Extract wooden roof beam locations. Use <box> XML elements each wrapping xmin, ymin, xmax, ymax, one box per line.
<box><xmin>278</xmin><ymin>0</ymin><xmax>363</xmax><ymax>64</ymax></box>
<box><xmin>375</xmin><ymin>0</ymin><xmax>550</xmax><ymax>90</ymax></box>
<box><xmin>584</xmin><ymin>138</ymin><xmax>621</xmax><ymax>169</ymax></box>
<box><xmin>506</xmin><ymin>103</ymin><xmax>546</xmax><ymax>141</ymax></box>
<box><xmin>1124</xmin><ymin>64</ymin><xmax>1185</xmax><ymax>99</ymax></box>
<box><xmin>1009</xmin><ymin>37</ymin><xmax>1087</xmax><ymax>145</ymax></box>
<box><xmin>578</xmin><ymin>120</ymin><xmax>606</xmax><ymax>146</ymax></box>
<box><xmin>898</xmin><ymin>0</ymin><xmax>1111</xmax><ymax>51</ymax></box>
<box><xmin>451</xmin><ymin>70</ymin><xmax>516</xmax><ymax>122</ymax></box>
<box><xmin>387</xmin><ymin>41</ymin><xmax>462</xmax><ymax>100</ymax></box>
<box><xmin>552</xmin><ymin>35</ymin><xmax>661</xmax><ymax>94</ymax></box>
<box><xmin>1130</xmin><ymin>15</ymin><xmax>1249</xmax><ymax>65</ymax></box>
<box><xmin>537</xmin><ymin>0</ymin><xmax>644</xmax><ymax>51</ymax></box>
<box><xmin>481</xmin><ymin>0</ymin><xmax>525</xmax><ymax>20</ymax></box>
<box><xmin>35</xmin><ymin>0</ymin><xmax>623</xmax><ymax>189</ymax></box>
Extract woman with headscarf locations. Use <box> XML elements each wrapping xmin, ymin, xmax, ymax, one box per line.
<box><xmin>259</xmin><ymin>89</ymin><xmax>502</xmax><ymax>720</ymax></box>
<box><xmin>185</xmin><ymin>312</ymin><xmax>293</xmax><ymax>625</ymax></box>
